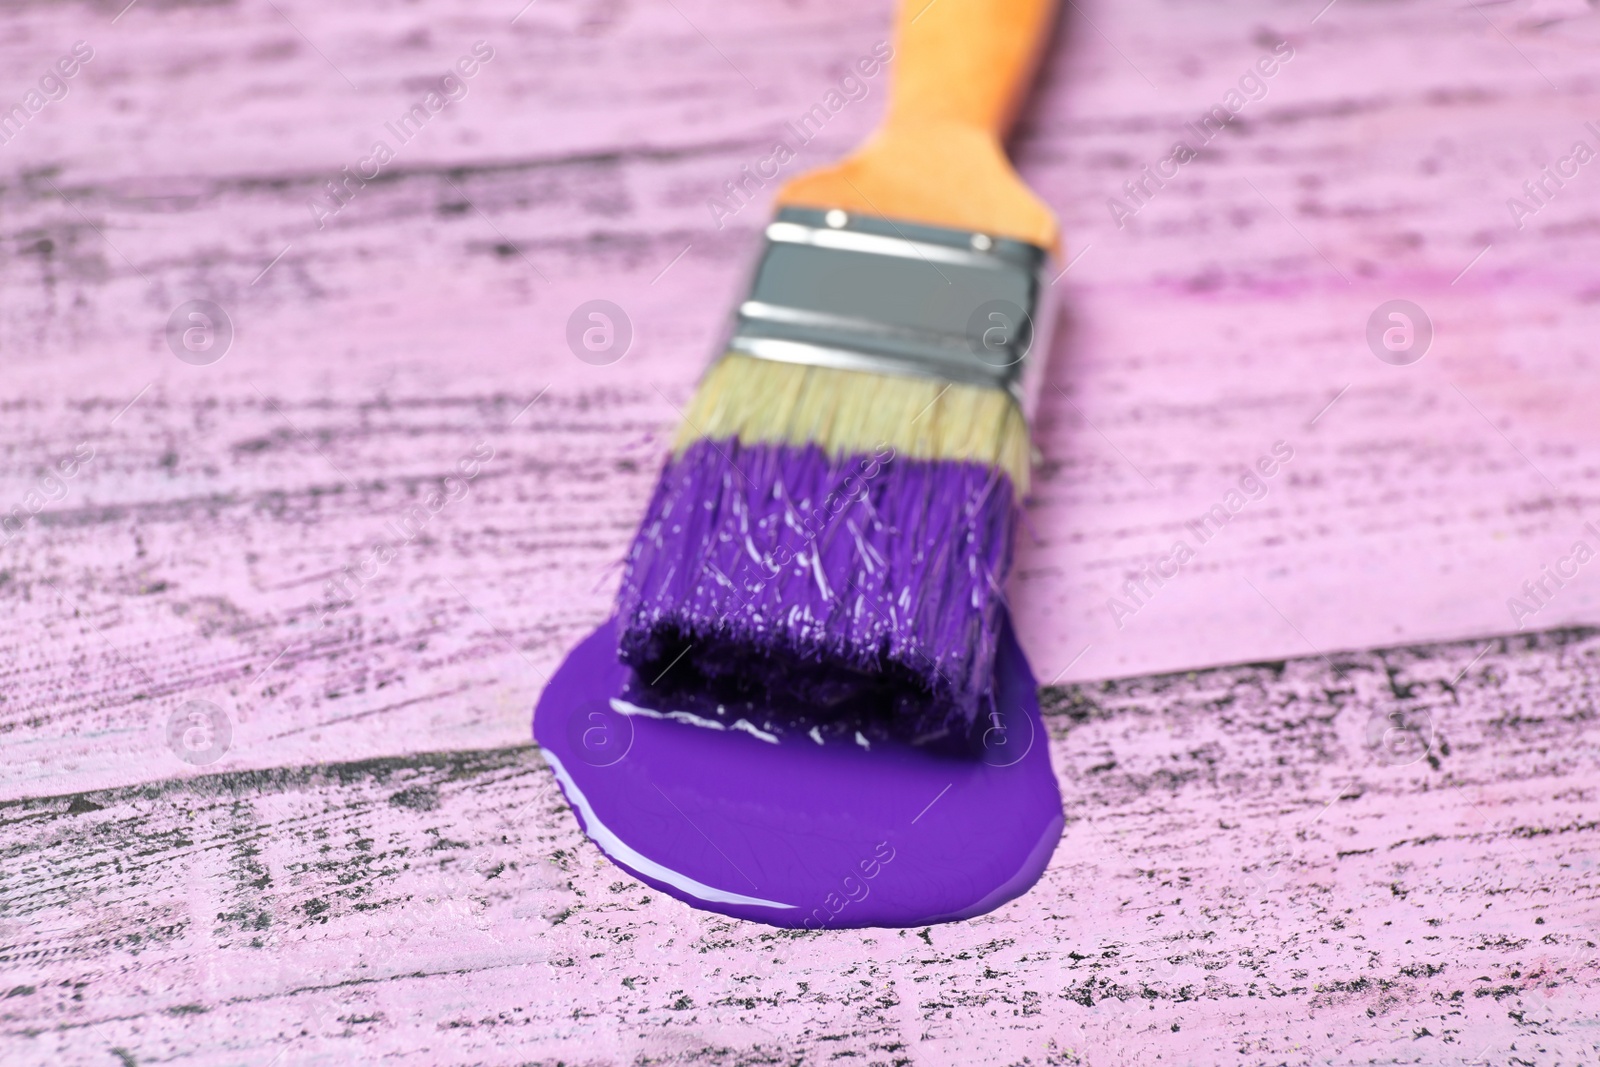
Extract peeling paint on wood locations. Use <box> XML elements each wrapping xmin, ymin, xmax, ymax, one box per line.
<box><xmin>5</xmin><ymin>628</ymin><xmax>1600</xmax><ymax>1063</ymax></box>
<box><xmin>3</xmin><ymin>0</ymin><xmax>1600</xmax><ymax>1061</ymax></box>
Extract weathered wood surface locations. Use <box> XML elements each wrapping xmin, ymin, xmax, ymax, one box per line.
<box><xmin>5</xmin><ymin>627</ymin><xmax>1600</xmax><ymax>1065</ymax></box>
<box><xmin>3</xmin><ymin>0</ymin><xmax>1600</xmax><ymax>1061</ymax></box>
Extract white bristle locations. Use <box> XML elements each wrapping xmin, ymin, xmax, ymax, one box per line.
<box><xmin>675</xmin><ymin>354</ymin><xmax>1033</xmax><ymax>493</ymax></box>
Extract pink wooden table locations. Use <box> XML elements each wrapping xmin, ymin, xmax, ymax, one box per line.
<box><xmin>3</xmin><ymin>0</ymin><xmax>1599</xmax><ymax>1063</ymax></box>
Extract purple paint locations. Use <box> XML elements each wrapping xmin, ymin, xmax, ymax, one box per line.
<box><xmin>533</xmin><ymin>613</ymin><xmax>1062</xmax><ymax>928</ymax></box>
<box><xmin>615</xmin><ymin>439</ymin><xmax>1017</xmax><ymax>742</ymax></box>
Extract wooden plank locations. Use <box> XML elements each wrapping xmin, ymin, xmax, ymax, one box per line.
<box><xmin>3</xmin><ymin>0</ymin><xmax>1600</xmax><ymax>798</ymax></box>
<box><xmin>3</xmin><ymin>625</ymin><xmax>1598</xmax><ymax>1064</ymax></box>
<box><xmin>2</xmin><ymin>0</ymin><xmax>1600</xmax><ymax>1057</ymax></box>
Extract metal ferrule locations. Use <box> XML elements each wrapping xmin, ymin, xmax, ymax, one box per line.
<box><xmin>722</xmin><ymin>207</ymin><xmax>1058</xmax><ymax>422</ymax></box>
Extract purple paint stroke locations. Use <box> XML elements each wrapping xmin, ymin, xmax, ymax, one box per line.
<box><xmin>615</xmin><ymin>438</ymin><xmax>1018</xmax><ymax>743</ymax></box>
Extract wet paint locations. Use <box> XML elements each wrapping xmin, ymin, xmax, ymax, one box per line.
<box><xmin>616</xmin><ymin>439</ymin><xmax>1017</xmax><ymax>743</ymax></box>
<box><xmin>533</xmin><ymin>613</ymin><xmax>1063</xmax><ymax>929</ymax></box>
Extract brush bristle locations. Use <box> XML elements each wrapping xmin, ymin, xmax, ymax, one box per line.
<box><xmin>616</xmin><ymin>354</ymin><xmax>1030</xmax><ymax>743</ymax></box>
<box><xmin>678</xmin><ymin>355</ymin><xmax>1032</xmax><ymax>494</ymax></box>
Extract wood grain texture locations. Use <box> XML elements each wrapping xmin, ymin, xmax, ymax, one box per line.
<box><xmin>4</xmin><ymin>627</ymin><xmax>1599</xmax><ymax>1064</ymax></box>
<box><xmin>3</xmin><ymin>0</ymin><xmax>1600</xmax><ymax>793</ymax></box>
<box><xmin>2</xmin><ymin>0</ymin><xmax>1600</xmax><ymax>1061</ymax></box>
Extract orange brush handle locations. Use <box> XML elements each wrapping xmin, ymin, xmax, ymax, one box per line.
<box><xmin>776</xmin><ymin>0</ymin><xmax>1061</xmax><ymax>250</ymax></box>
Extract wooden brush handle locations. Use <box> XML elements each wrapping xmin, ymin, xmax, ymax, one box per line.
<box><xmin>886</xmin><ymin>0</ymin><xmax>1058</xmax><ymax>139</ymax></box>
<box><xmin>776</xmin><ymin>0</ymin><xmax>1061</xmax><ymax>250</ymax></box>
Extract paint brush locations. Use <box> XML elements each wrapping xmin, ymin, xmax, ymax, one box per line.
<box><xmin>617</xmin><ymin>0</ymin><xmax>1062</xmax><ymax>746</ymax></box>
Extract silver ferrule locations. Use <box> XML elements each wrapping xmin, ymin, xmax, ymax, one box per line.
<box><xmin>721</xmin><ymin>207</ymin><xmax>1058</xmax><ymax>423</ymax></box>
